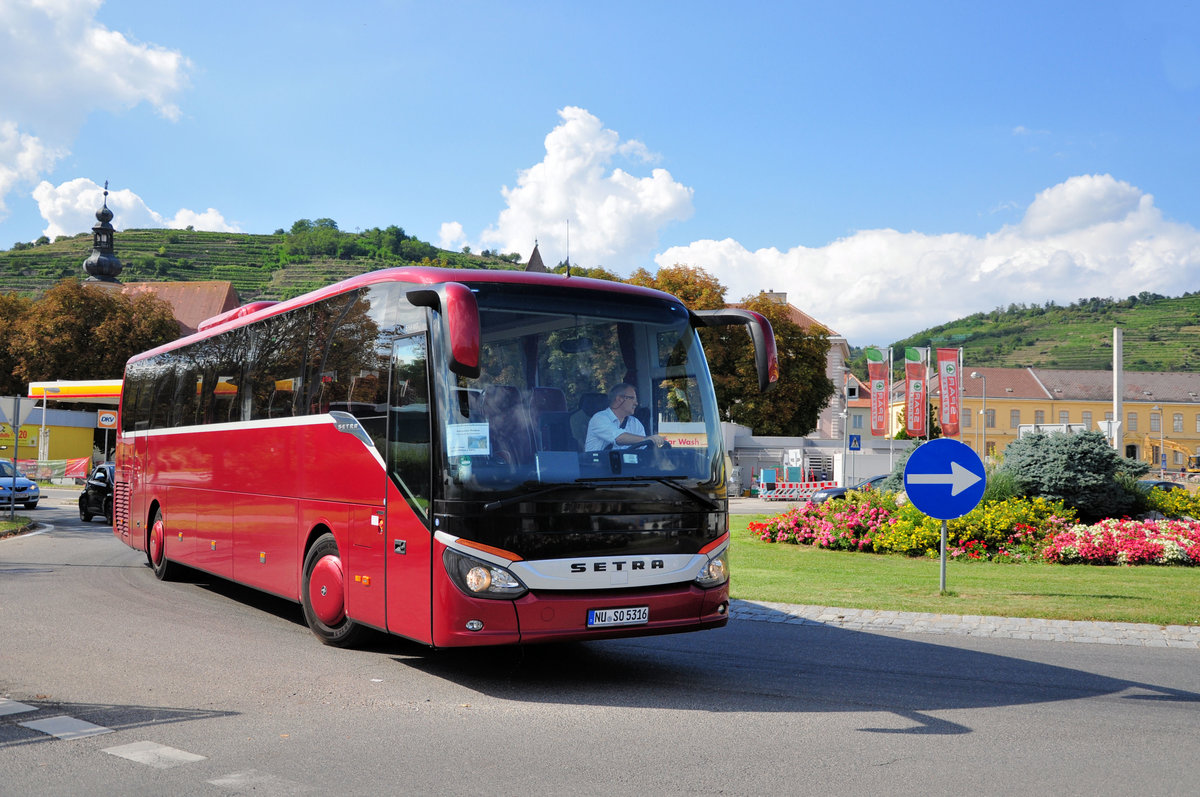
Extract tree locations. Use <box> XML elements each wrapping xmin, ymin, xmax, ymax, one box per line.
<box><xmin>997</xmin><ymin>430</ymin><xmax>1148</xmax><ymax>523</ymax></box>
<box><xmin>626</xmin><ymin>266</ymin><xmax>834</xmax><ymax>436</ymax></box>
<box><xmin>707</xmin><ymin>291</ymin><xmax>835</xmax><ymax>435</ymax></box>
<box><xmin>552</xmin><ymin>263</ymin><xmax>622</xmax><ymax>281</ymax></box>
<box><xmin>9</xmin><ymin>280</ymin><xmax>180</xmax><ymax>383</ymax></box>
<box><xmin>893</xmin><ymin>402</ymin><xmax>942</xmax><ymax>440</ymax></box>
<box><xmin>0</xmin><ymin>292</ymin><xmax>34</xmax><ymax>394</ymax></box>
<box><xmin>628</xmin><ymin>265</ymin><xmax>725</xmax><ymax>309</ymax></box>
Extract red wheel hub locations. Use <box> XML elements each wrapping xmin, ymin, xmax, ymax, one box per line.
<box><xmin>150</xmin><ymin>519</ymin><xmax>165</xmax><ymax>564</ymax></box>
<box><xmin>308</xmin><ymin>554</ymin><xmax>346</xmax><ymax>626</ymax></box>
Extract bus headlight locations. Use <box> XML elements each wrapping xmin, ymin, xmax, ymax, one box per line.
<box><xmin>443</xmin><ymin>549</ymin><xmax>527</xmax><ymax>599</ymax></box>
<box><xmin>694</xmin><ymin>553</ymin><xmax>729</xmax><ymax>587</ymax></box>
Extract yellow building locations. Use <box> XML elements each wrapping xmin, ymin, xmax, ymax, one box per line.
<box><xmin>915</xmin><ymin>367</ymin><xmax>1200</xmax><ymax>471</ymax></box>
<box><xmin>18</xmin><ymin>380</ymin><xmax>124</xmax><ymax>463</ymax></box>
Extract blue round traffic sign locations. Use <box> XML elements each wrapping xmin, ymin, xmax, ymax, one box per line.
<box><xmin>903</xmin><ymin>438</ymin><xmax>986</xmax><ymax>520</ymax></box>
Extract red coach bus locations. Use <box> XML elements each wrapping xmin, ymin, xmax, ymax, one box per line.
<box><xmin>114</xmin><ymin>267</ymin><xmax>777</xmax><ymax>647</ymax></box>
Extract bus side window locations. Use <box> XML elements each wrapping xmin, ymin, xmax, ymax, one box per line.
<box><xmin>248</xmin><ymin>309</ymin><xmax>309</xmax><ymax>421</ymax></box>
<box><xmin>148</xmin><ymin>358</ymin><xmax>176</xmax><ymax>429</ymax></box>
<box><xmin>387</xmin><ymin>334</ymin><xmax>431</xmax><ymax>519</ymax></box>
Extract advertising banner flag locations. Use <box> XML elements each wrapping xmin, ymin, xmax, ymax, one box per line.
<box><xmin>905</xmin><ymin>347</ymin><xmax>926</xmax><ymax>438</ymax></box>
<box><xmin>937</xmin><ymin>348</ymin><xmax>961</xmax><ymax>437</ymax></box>
<box><xmin>867</xmin><ymin>348</ymin><xmax>889</xmax><ymax>436</ymax></box>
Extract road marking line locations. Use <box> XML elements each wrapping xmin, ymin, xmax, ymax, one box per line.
<box><xmin>103</xmin><ymin>740</ymin><xmax>207</xmax><ymax>768</ymax></box>
<box><xmin>19</xmin><ymin>716</ymin><xmax>113</xmax><ymax>740</ymax></box>
<box><xmin>0</xmin><ymin>699</ymin><xmax>38</xmax><ymax>716</ymax></box>
<box><xmin>207</xmin><ymin>770</ymin><xmax>307</xmax><ymax>794</ymax></box>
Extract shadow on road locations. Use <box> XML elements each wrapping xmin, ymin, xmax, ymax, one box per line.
<box><xmin>397</xmin><ymin>605</ymin><xmax>1200</xmax><ymax>735</ymax></box>
<box><xmin>0</xmin><ymin>700</ymin><xmax>238</xmax><ymax>750</ymax></box>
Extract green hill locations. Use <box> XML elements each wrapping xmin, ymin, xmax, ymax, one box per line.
<box><xmin>0</xmin><ymin>222</ymin><xmax>519</xmax><ymax>302</ymax></box>
<box><xmin>873</xmin><ymin>292</ymin><xmax>1200</xmax><ymax>373</ymax></box>
<box><xmin>6</xmin><ymin>226</ymin><xmax>1198</xmax><ymax>374</ymax></box>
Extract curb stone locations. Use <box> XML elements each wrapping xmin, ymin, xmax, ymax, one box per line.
<box><xmin>730</xmin><ymin>599</ymin><xmax>1200</xmax><ymax>648</ymax></box>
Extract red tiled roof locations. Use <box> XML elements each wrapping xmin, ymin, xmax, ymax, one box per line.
<box><xmin>122</xmin><ymin>281</ymin><xmax>240</xmax><ymax>336</ymax></box>
<box><xmin>731</xmin><ymin>301</ymin><xmax>840</xmax><ymax>337</ymax></box>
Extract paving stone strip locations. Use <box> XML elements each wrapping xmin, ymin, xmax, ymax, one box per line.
<box><xmin>730</xmin><ymin>599</ymin><xmax>1200</xmax><ymax>648</ymax></box>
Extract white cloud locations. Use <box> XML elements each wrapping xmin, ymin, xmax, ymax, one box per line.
<box><xmin>656</xmin><ymin>174</ymin><xmax>1200</xmax><ymax>346</ymax></box>
<box><xmin>0</xmin><ymin>0</ymin><xmax>191</xmax><ymax>218</ymax></box>
<box><xmin>0</xmin><ymin>121</ymin><xmax>66</xmax><ymax>216</ymax></box>
<box><xmin>33</xmin><ymin>178</ymin><xmax>239</xmax><ymax>238</ymax></box>
<box><xmin>438</xmin><ymin>221</ymin><xmax>466</xmax><ymax>251</ymax></box>
<box><xmin>475</xmin><ymin>107</ymin><xmax>693</xmax><ymax>267</ymax></box>
<box><xmin>1020</xmin><ymin>174</ymin><xmax>1144</xmax><ymax>237</ymax></box>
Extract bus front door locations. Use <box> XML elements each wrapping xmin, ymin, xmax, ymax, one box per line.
<box><xmin>383</xmin><ymin>333</ymin><xmax>434</xmax><ymax>645</ymax></box>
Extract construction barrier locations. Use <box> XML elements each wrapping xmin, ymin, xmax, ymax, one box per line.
<box><xmin>756</xmin><ymin>470</ymin><xmax>838</xmax><ymax>502</ymax></box>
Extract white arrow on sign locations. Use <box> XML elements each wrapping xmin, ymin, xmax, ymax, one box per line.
<box><xmin>907</xmin><ymin>461</ymin><xmax>981</xmax><ymax>496</ymax></box>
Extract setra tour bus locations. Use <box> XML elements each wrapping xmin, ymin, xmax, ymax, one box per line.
<box><xmin>114</xmin><ymin>266</ymin><xmax>777</xmax><ymax>648</ymax></box>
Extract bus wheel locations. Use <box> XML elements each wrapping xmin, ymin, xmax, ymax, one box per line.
<box><xmin>148</xmin><ymin>510</ymin><xmax>173</xmax><ymax>581</ymax></box>
<box><xmin>301</xmin><ymin>533</ymin><xmax>364</xmax><ymax>647</ymax></box>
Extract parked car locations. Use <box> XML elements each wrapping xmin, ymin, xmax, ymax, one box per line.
<box><xmin>79</xmin><ymin>463</ymin><xmax>115</xmax><ymax>522</ymax></box>
<box><xmin>810</xmin><ymin>474</ymin><xmax>890</xmax><ymax>505</ymax></box>
<box><xmin>1137</xmin><ymin>479</ymin><xmax>1185</xmax><ymax>493</ymax></box>
<box><xmin>0</xmin><ymin>461</ymin><xmax>40</xmax><ymax>509</ymax></box>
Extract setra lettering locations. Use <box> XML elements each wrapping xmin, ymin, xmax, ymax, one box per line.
<box><xmin>568</xmin><ymin>559</ymin><xmax>666</xmax><ymax>573</ymax></box>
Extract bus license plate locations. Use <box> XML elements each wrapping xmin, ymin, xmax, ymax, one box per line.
<box><xmin>587</xmin><ymin>606</ymin><xmax>649</xmax><ymax>628</ymax></box>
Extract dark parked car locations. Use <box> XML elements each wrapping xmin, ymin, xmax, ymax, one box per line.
<box><xmin>79</xmin><ymin>463</ymin><xmax>115</xmax><ymax>522</ymax></box>
<box><xmin>0</xmin><ymin>461</ymin><xmax>40</xmax><ymax>509</ymax></box>
<box><xmin>809</xmin><ymin>474</ymin><xmax>890</xmax><ymax>505</ymax></box>
<box><xmin>1137</xmin><ymin>479</ymin><xmax>1185</xmax><ymax>493</ymax></box>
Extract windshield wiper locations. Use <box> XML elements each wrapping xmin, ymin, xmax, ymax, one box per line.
<box><xmin>570</xmin><ymin>475</ymin><xmax>721</xmax><ymax>511</ymax></box>
<box><xmin>482</xmin><ymin>482</ymin><xmax>581</xmax><ymax>512</ymax></box>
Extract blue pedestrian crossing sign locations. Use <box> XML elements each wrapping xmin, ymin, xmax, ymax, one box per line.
<box><xmin>849</xmin><ymin>434</ymin><xmax>861</xmax><ymax>451</ymax></box>
<box><xmin>903</xmin><ymin>438</ymin><xmax>986</xmax><ymax>520</ymax></box>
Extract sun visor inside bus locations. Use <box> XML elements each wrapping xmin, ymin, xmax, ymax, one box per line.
<box><xmin>406</xmin><ymin>283</ymin><xmax>481</xmax><ymax>378</ymax></box>
<box><xmin>690</xmin><ymin>308</ymin><xmax>779</xmax><ymax>393</ymax></box>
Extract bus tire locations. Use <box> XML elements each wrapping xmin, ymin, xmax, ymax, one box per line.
<box><xmin>301</xmin><ymin>533</ymin><xmax>364</xmax><ymax>648</ymax></box>
<box><xmin>148</xmin><ymin>509</ymin><xmax>173</xmax><ymax>581</ymax></box>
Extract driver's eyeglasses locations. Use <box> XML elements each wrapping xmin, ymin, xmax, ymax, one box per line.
<box><xmin>620</xmin><ymin>395</ymin><xmax>638</xmax><ymax>404</ymax></box>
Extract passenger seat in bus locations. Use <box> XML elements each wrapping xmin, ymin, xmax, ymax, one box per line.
<box><xmin>528</xmin><ymin>387</ymin><xmax>573</xmax><ymax>451</ymax></box>
<box><xmin>570</xmin><ymin>392</ymin><xmax>608</xmax><ymax>451</ymax></box>
<box><xmin>478</xmin><ymin>385</ymin><xmax>535</xmax><ymax>465</ymax></box>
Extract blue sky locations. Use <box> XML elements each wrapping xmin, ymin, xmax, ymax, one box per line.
<box><xmin>2</xmin><ymin>0</ymin><xmax>1199</xmax><ymax>346</ymax></box>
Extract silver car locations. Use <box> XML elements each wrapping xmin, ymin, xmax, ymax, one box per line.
<box><xmin>0</xmin><ymin>461</ymin><xmax>40</xmax><ymax>509</ymax></box>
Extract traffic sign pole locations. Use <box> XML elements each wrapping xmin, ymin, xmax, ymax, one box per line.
<box><xmin>903</xmin><ymin>438</ymin><xmax>987</xmax><ymax>594</ymax></box>
<box><xmin>940</xmin><ymin>520</ymin><xmax>948</xmax><ymax>592</ymax></box>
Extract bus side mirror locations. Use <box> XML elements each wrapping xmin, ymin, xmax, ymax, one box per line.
<box><xmin>691</xmin><ymin>309</ymin><xmax>779</xmax><ymax>393</ymax></box>
<box><xmin>407</xmin><ymin>282</ymin><xmax>481</xmax><ymax>379</ymax></box>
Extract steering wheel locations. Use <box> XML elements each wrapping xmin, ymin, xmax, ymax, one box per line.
<box><xmin>627</xmin><ymin>438</ymin><xmax>671</xmax><ymax>451</ymax></box>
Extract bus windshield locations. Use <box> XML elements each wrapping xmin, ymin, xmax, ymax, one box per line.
<box><xmin>432</xmin><ymin>284</ymin><xmax>723</xmax><ymax>501</ymax></box>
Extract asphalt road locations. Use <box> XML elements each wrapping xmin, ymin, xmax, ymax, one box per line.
<box><xmin>2</xmin><ymin>495</ymin><xmax>1198</xmax><ymax>796</ymax></box>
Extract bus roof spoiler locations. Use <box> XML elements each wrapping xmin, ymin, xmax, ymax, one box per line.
<box><xmin>407</xmin><ymin>282</ymin><xmax>481</xmax><ymax>378</ymax></box>
<box><xmin>691</xmin><ymin>308</ymin><xmax>779</xmax><ymax>393</ymax></box>
<box><xmin>197</xmin><ymin>301</ymin><xmax>279</xmax><ymax>332</ymax></box>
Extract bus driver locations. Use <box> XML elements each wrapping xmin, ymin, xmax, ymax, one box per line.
<box><xmin>584</xmin><ymin>383</ymin><xmax>666</xmax><ymax>452</ymax></box>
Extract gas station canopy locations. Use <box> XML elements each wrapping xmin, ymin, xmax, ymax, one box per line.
<box><xmin>27</xmin><ymin>380</ymin><xmax>122</xmax><ymax>407</ymax></box>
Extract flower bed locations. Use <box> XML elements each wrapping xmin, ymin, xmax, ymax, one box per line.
<box><xmin>1042</xmin><ymin>518</ymin><xmax>1200</xmax><ymax>565</ymax></box>
<box><xmin>751</xmin><ymin>490</ymin><xmax>1199</xmax><ymax>566</ymax></box>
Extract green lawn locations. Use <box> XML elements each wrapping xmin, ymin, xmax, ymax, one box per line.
<box><xmin>0</xmin><ymin>515</ymin><xmax>33</xmax><ymax>538</ymax></box>
<box><xmin>730</xmin><ymin>515</ymin><xmax>1200</xmax><ymax>626</ymax></box>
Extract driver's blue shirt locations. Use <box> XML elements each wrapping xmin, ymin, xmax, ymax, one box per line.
<box><xmin>585</xmin><ymin>408</ymin><xmax>646</xmax><ymax>451</ymax></box>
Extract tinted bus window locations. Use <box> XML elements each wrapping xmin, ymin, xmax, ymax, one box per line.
<box><xmin>248</xmin><ymin>308</ymin><xmax>310</xmax><ymax>420</ymax></box>
<box><xmin>388</xmin><ymin>333</ymin><xmax>431</xmax><ymax>518</ymax></box>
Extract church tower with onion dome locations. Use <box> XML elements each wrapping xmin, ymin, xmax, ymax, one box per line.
<box><xmin>82</xmin><ymin>181</ymin><xmax>123</xmax><ymax>283</ymax></box>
